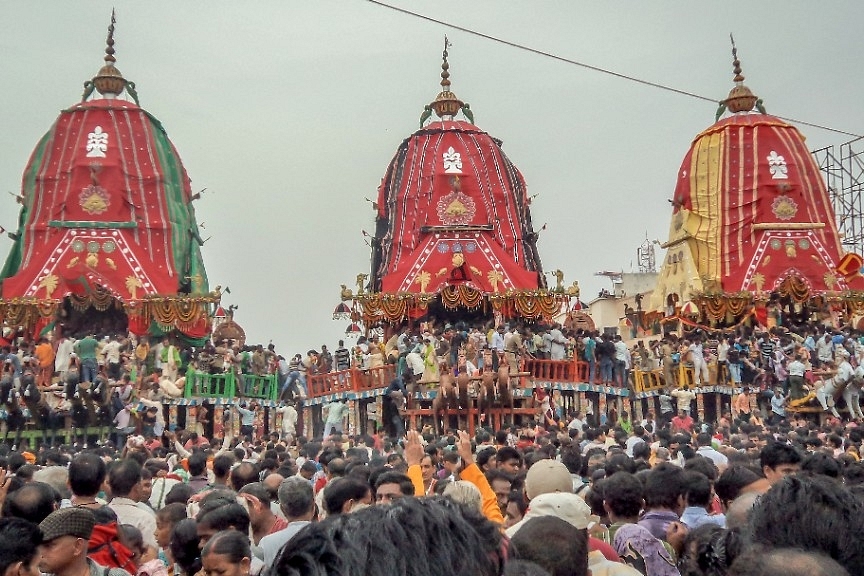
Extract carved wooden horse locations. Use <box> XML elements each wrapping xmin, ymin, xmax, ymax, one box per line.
<box><xmin>0</xmin><ymin>376</ymin><xmax>25</xmax><ymax>449</ymax></box>
<box><xmin>21</xmin><ymin>371</ymin><xmax>54</xmax><ymax>448</ymax></box>
<box><xmin>477</xmin><ymin>366</ymin><xmax>515</xmax><ymax>430</ymax></box>
<box><xmin>90</xmin><ymin>376</ymin><xmax>116</xmax><ymax>444</ymax></box>
<box><xmin>432</xmin><ymin>371</ymin><xmax>471</xmax><ymax>435</ymax></box>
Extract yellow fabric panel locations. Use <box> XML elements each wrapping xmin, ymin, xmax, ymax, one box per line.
<box><xmin>688</xmin><ymin>130</ymin><xmax>724</xmax><ymax>286</ymax></box>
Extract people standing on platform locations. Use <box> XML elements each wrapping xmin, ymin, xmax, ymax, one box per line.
<box><xmin>504</xmin><ymin>326</ymin><xmax>524</xmax><ymax>374</ymax></box>
<box><xmin>613</xmin><ymin>335</ymin><xmax>631</xmax><ymax>389</ymax></box>
<box><xmin>583</xmin><ymin>332</ymin><xmax>597</xmax><ymax>384</ymax></box>
<box><xmin>490</xmin><ymin>325</ymin><xmax>505</xmax><ymax>371</ymax></box>
<box><xmin>596</xmin><ymin>335</ymin><xmax>615</xmax><ymax>386</ymax></box>
<box><xmin>688</xmin><ymin>336</ymin><xmax>710</xmax><ymax>386</ymax></box>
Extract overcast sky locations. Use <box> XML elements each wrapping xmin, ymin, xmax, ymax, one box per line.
<box><xmin>1</xmin><ymin>1</ymin><xmax>863</xmax><ymax>354</ymax></box>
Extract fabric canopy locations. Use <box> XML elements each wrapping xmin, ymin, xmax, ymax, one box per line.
<box><xmin>653</xmin><ymin>112</ymin><xmax>864</xmax><ymax>309</ymax></box>
<box><xmin>370</xmin><ymin>120</ymin><xmax>544</xmax><ymax>294</ymax></box>
<box><xmin>0</xmin><ymin>98</ymin><xmax>209</xmax><ymax>302</ymax></box>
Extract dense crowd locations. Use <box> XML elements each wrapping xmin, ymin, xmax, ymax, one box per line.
<box><xmin>1</xmin><ymin>316</ymin><xmax>864</xmax><ymax>576</ymax></box>
<box><xmin>1</xmin><ymin>392</ymin><xmax>861</xmax><ymax>576</ymax></box>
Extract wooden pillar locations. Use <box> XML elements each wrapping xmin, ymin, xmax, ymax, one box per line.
<box><xmin>347</xmin><ymin>399</ymin><xmax>357</xmax><ymax>436</ymax></box>
<box><xmin>168</xmin><ymin>404</ymin><xmax>178</xmax><ymax>432</ymax></box>
<box><xmin>231</xmin><ymin>401</ymin><xmax>241</xmax><ymax>438</ymax></box>
<box><xmin>254</xmin><ymin>406</ymin><xmax>265</xmax><ymax>441</ymax></box>
<box><xmin>186</xmin><ymin>402</ymin><xmax>197</xmax><ymax>433</ymax></box>
<box><xmin>697</xmin><ymin>392</ymin><xmax>705</xmax><ymax>422</ymax></box>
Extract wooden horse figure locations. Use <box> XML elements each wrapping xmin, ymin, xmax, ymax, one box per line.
<box><xmin>90</xmin><ymin>375</ymin><xmax>115</xmax><ymax>445</ymax></box>
<box><xmin>432</xmin><ymin>371</ymin><xmax>470</xmax><ymax>435</ymax></box>
<box><xmin>21</xmin><ymin>368</ymin><xmax>53</xmax><ymax>449</ymax></box>
<box><xmin>76</xmin><ymin>382</ymin><xmax>100</xmax><ymax>447</ymax></box>
<box><xmin>0</xmin><ymin>375</ymin><xmax>25</xmax><ymax>449</ymax></box>
<box><xmin>65</xmin><ymin>364</ymin><xmax>91</xmax><ymax>447</ymax></box>
<box><xmin>477</xmin><ymin>366</ymin><xmax>515</xmax><ymax>431</ymax></box>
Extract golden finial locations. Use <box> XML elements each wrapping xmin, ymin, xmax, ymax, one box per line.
<box><xmin>730</xmin><ymin>34</ymin><xmax>743</xmax><ymax>83</ymax></box>
<box><xmin>83</xmin><ymin>10</ymin><xmax>139</xmax><ymax>104</ymax></box>
<box><xmin>421</xmin><ymin>36</ymin><xmax>472</xmax><ymax>125</ymax></box>
<box><xmin>440</xmin><ymin>36</ymin><xmax>452</xmax><ymax>91</ymax></box>
<box><xmin>722</xmin><ymin>34</ymin><xmax>759</xmax><ymax>115</ymax></box>
<box><xmin>105</xmin><ymin>9</ymin><xmax>117</xmax><ymax>64</ymax></box>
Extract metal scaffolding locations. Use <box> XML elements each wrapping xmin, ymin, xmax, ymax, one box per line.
<box><xmin>813</xmin><ymin>136</ymin><xmax>864</xmax><ymax>256</ymax></box>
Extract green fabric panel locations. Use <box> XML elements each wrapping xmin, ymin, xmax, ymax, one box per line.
<box><xmin>147</xmin><ymin>114</ymin><xmax>209</xmax><ymax>294</ymax></box>
<box><xmin>0</xmin><ymin>129</ymin><xmax>53</xmax><ymax>281</ymax></box>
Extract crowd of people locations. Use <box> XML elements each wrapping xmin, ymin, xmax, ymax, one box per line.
<box><xmin>1</xmin><ymin>379</ymin><xmax>862</xmax><ymax>576</ymax></box>
<box><xmin>1</xmin><ymin>316</ymin><xmax>864</xmax><ymax>575</ymax></box>
<box><xmin>5</xmin><ymin>317</ymin><xmax>864</xmax><ymax>452</ymax></box>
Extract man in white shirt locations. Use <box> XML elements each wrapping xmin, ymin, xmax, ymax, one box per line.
<box><xmin>277</xmin><ymin>401</ymin><xmax>298</xmax><ymax>441</ymax></box>
<box><xmin>260</xmin><ymin>477</ymin><xmax>317</xmax><ymax>565</ymax></box>
<box><xmin>323</xmin><ymin>399</ymin><xmax>349</xmax><ymax>437</ymax></box>
<box><xmin>695</xmin><ymin>432</ymin><xmax>728</xmax><ymax>471</ymax></box>
<box><xmin>625</xmin><ymin>425</ymin><xmax>646</xmax><ymax>457</ymax></box>
<box><xmin>816</xmin><ymin>333</ymin><xmax>834</xmax><ymax>367</ymax></box>
<box><xmin>100</xmin><ymin>336</ymin><xmax>124</xmax><ymax>379</ymax></box>
<box><xmin>107</xmin><ymin>460</ymin><xmax>158</xmax><ymax>554</ymax></box>
<box><xmin>54</xmin><ymin>335</ymin><xmax>75</xmax><ymax>378</ymax></box>
<box><xmin>548</xmin><ymin>324</ymin><xmax>567</xmax><ymax>361</ymax></box>
<box><xmin>567</xmin><ymin>411</ymin><xmax>585</xmax><ymax>433</ymax></box>
<box><xmin>491</xmin><ymin>326</ymin><xmax>506</xmax><ymax>370</ymax></box>
<box><xmin>688</xmin><ymin>337</ymin><xmax>709</xmax><ymax>386</ymax></box>
<box><xmin>769</xmin><ymin>388</ymin><xmax>789</xmax><ymax>425</ymax></box>
<box><xmin>613</xmin><ymin>335</ymin><xmax>631</xmax><ymax>388</ymax></box>
<box><xmin>787</xmin><ymin>354</ymin><xmax>807</xmax><ymax>400</ymax></box>
<box><xmin>671</xmin><ymin>386</ymin><xmax>696</xmax><ymax>416</ymax></box>
<box><xmin>716</xmin><ymin>338</ymin><xmax>730</xmax><ymax>385</ymax></box>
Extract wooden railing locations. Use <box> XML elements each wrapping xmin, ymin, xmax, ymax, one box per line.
<box><xmin>183</xmin><ymin>370</ymin><xmax>279</xmax><ymax>400</ymax></box>
<box><xmin>185</xmin><ymin>370</ymin><xmax>235</xmax><ymax>398</ymax></box>
<box><xmin>633</xmin><ymin>369</ymin><xmax>665</xmax><ymax>393</ymax></box>
<box><xmin>307</xmin><ymin>364</ymin><xmax>396</xmax><ymax>398</ymax></box>
<box><xmin>523</xmin><ymin>358</ymin><xmax>589</xmax><ymax>382</ymax></box>
<box><xmin>238</xmin><ymin>373</ymin><xmax>279</xmax><ymax>400</ymax></box>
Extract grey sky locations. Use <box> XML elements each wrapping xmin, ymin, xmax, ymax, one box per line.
<box><xmin>1</xmin><ymin>1</ymin><xmax>862</xmax><ymax>354</ymax></box>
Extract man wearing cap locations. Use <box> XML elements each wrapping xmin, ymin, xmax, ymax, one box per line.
<box><xmin>507</xmin><ymin>459</ymin><xmax>635</xmax><ymax>575</ymax></box>
<box><xmin>39</xmin><ymin>507</ymin><xmax>132</xmax><ymax>576</ymax></box>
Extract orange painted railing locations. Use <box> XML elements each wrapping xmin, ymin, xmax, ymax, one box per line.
<box><xmin>307</xmin><ymin>365</ymin><xmax>396</xmax><ymax>398</ymax></box>
<box><xmin>523</xmin><ymin>358</ymin><xmax>589</xmax><ymax>382</ymax></box>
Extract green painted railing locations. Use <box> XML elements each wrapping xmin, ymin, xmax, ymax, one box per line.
<box><xmin>184</xmin><ymin>370</ymin><xmax>235</xmax><ymax>398</ymax></box>
<box><xmin>183</xmin><ymin>370</ymin><xmax>278</xmax><ymax>400</ymax></box>
<box><xmin>239</xmin><ymin>373</ymin><xmax>278</xmax><ymax>400</ymax></box>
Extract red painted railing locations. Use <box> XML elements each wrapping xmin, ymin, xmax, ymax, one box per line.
<box><xmin>523</xmin><ymin>358</ymin><xmax>589</xmax><ymax>382</ymax></box>
<box><xmin>307</xmin><ymin>365</ymin><xmax>396</xmax><ymax>398</ymax></box>
<box><xmin>307</xmin><ymin>360</ymin><xmax>598</xmax><ymax>400</ymax></box>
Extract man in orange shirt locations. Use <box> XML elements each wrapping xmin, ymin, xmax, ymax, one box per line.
<box><xmin>732</xmin><ymin>387</ymin><xmax>753</xmax><ymax>423</ymax></box>
<box><xmin>34</xmin><ymin>337</ymin><xmax>55</xmax><ymax>388</ymax></box>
